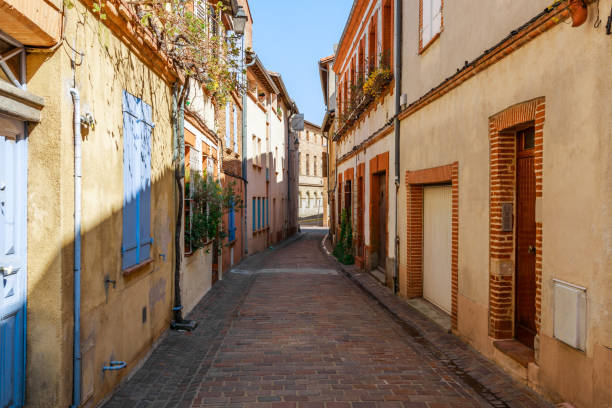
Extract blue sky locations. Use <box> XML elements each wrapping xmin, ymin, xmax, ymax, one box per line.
<box><xmin>250</xmin><ymin>0</ymin><xmax>354</xmax><ymax>126</ymax></box>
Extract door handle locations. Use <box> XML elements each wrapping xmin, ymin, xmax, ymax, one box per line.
<box><xmin>1</xmin><ymin>266</ymin><xmax>18</xmax><ymax>277</ymax></box>
<box><xmin>528</xmin><ymin>245</ymin><xmax>536</xmax><ymax>254</ymax></box>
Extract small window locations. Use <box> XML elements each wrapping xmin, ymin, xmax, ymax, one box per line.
<box><xmin>233</xmin><ymin>106</ymin><xmax>238</xmax><ymax>153</ymax></box>
<box><xmin>519</xmin><ymin>127</ymin><xmax>535</xmax><ymax>151</ymax></box>
<box><xmin>225</xmin><ymin>102</ymin><xmax>231</xmax><ymax>148</ymax></box>
<box><xmin>420</xmin><ymin>0</ymin><xmax>442</xmax><ymax>52</ymax></box>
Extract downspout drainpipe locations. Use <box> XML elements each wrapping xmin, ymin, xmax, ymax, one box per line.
<box><xmin>70</xmin><ymin>86</ymin><xmax>82</xmax><ymax>408</ymax></box>
<box><xmin>393</xmin><ymin>0</ymin><xmax>403</xmax><ymax>294</ymax></box>
<box><xmin>241</xmin><ymin>42</ymin><xmax>256</xmax><ymax>254</ymax></box>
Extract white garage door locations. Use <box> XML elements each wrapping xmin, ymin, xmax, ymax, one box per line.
<box><xmin>423</xmin><ymin>184</ymin><xmax>452</xmax><ymax>314</ymax></box>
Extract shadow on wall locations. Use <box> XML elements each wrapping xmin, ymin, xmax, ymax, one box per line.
<box><xmin>22</xmin><ymin>21</ymin><xmax>182</xmax><ymax>405</ymax></box>
<box><xmin>25</xmin><ymin>164</ymin><xmax>177</xmax><ymax>407</ymax></box>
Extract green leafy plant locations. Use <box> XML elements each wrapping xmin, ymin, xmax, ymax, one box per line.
<box><xmin>185</xmin><ymin>172</ymin><xmax>243</xmax><ymax>254</ymax></box>
<box><xmin>91</xmin><ymin>0</ymin><xmax>245</xmax><ymax>106</ymax></box>
<box><xmin>334</xmin><ymin>209</ymin><xmax>355</xmax><ymax>265</ymax></box>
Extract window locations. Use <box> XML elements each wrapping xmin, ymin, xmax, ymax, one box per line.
<box><xmin>345</xmin><ymin>180</ymin><xmax>352</xmax><ymax>214</ymax></box>
<box><xmin>420</xmin><ymin>0</ymin><xmax>442</xmax><ymax>51</ymax></box>
<box><xmin>252</xmin><ymin>135</ymin><xmax>257</xmax><ymax>165</ymax></box>
<box><xmin>233</xmin><ymin>105</ymin><xmax>238</xmax><ymax>153</ymax></box>
<box><xmin>252</xmin><ymin>197</ymin><xmax>256</xmax><ymax>231</ymax></box>
<box><xmin>368</xmin><ymin>15</ymin><xmax>377</xmax><ymax>71</ymax></box>
<box><xmin>228</xmin><ymin>200</ymin><xmax>236</xmax><ymax>242</ymax></box>
<box><xmin>306</xmin><ymin>154</ymin><xmax>310</xmax><ymax>175</ymax></box>
<box><xmin>121</xmin><ymin>90</ymin><xmax>152</xmax><ymax>269</ymax></box>
<box><xmin>258</xmin><ymin>138</ymin><xmax>262</xmax><ymax>166</ymax></box>
<box><xmin>306</xmin><ymin>193</ymin><xmax>310</xmax><ymax>208</ymax></box>
<box><xmin>265</xmin><ymin>198</ymin><xmax>269</xmax><ymax>227</ymax></box>
<box><xmin>314</xmin><ymin>156</ymin><xmax>317</xmax><ymax>177</ymax></box>
<box><xmin>257</xmin><ymin>197</ymin><xmax>261</xmax><ymax>230</ymax></box>
<box><xmin>225</xmin><ymin>101</ymin><xmax>231</xmax><ymax>148</ymax></box>
<box><xmin>382</xmin><ymin>0</ymin><xmax>393</xmax><ymax>67</ymax></box>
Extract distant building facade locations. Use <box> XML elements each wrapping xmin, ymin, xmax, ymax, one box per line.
<box><xmin>298</xmin><ymin>121</ymin><xmax>328</xmax><ymax>225</ymax></box>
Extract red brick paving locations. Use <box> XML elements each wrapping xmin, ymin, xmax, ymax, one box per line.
<box><xmin>105</xmin><ymin>228</ymin><xmax>552</xmax><ymax>408</ymax></box>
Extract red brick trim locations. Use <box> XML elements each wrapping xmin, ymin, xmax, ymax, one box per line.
<box><xmin>405</xmin><ymin>162</ymin><xmax>459</xmax><ymax>330</ymax></box>
<box><xmin>488</xmin><ymin>98</ymin><xmax>545</xmax><ymax>339</ymax></box>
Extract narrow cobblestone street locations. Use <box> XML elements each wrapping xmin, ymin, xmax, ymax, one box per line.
<box><xmin>104</xmin><ymin>228</ymin><xmax>552</xmax><ymax>408</ymax></box>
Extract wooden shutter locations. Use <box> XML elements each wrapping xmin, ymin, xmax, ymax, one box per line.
<box><xmin>252</xmin><ymin>197</ymin><xmax>256</xmax><ymax>231</ymax></box>
<box><xmin>233</xmin><ymin>106</ymin><xmax>238</xmax><ymax>153</ymax></box>
<box><xmin>122</xmin><ymin>90</ymin><xmax>152</xmax><ymax>269</ymax></box>
<box><xmin>432</xmin><ymin>0</ymin><xmax>442</xmax><ymax>37</ymax></box>
<box><xmin>225</xmin><ymin>102</ymin><xmax>230</xmax><ymax>147</ymax></box>
<box><xmin>421</xmin><ymin>0</ymin><xmax>432</xmax><ymax>46</ymax></box>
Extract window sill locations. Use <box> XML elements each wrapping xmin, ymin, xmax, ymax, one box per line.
<box><xmin>419</xmin><ymin>31</ymin><xmax>441</xmax><ymax>55</ymax></box>
<box><xmin>122</xmin><ymin>258</ymin><xmax>154</xmax><ymax>276</ymax></box>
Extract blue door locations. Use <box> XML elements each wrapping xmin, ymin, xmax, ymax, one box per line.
<box><xmin>0</xmin><ymin>117</ymin><xmax>27</xmax><ymax>407</ymax></box>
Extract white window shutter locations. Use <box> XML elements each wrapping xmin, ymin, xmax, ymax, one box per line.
<box><xmin>422</xmin><ymin>0</ymin><xmax>432</xmax><ymax>46</ymax></box>
<box><xmin>432</xmin><ymin>0</ymin><xmax>442</xmax><ymax>37</ymax></box>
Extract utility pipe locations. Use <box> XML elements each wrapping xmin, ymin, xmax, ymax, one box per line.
<box><xmin>241</xmin><ymin>37</ymin><xmax>256</xmax><ymax>255</ymax></box>
<box><xmin>69</xmin><ymin>86</ymin><xmax>82</xmax><ymax>408</ymax></box>
<box><xmin>393</xmin><ymin>0</ymin><xmax>402</xmax><ymax>294</ymax></box>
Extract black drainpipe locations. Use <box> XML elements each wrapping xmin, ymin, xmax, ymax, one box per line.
<box><xmin>393</xmin><ymin>0</ymin><xmax>402</xmax><ymax>294</ymax></box>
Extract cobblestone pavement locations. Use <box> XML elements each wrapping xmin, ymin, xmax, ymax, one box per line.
<box><xmin>104</xmin><ymin>227</ymin><xmax>552</xmax><ymax>408</ymax></box>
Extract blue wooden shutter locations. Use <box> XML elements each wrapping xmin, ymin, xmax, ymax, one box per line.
<box><xmin>252</xmin><ymin>198</ymin><xmax>256</xmax><ymax>231</ymax></box>
<box><xmin>139</xmin><ymin>99</ymin><xmax>152</xmax><ymax>262</ymax></box>
<box><xmin>257</xmin><ymin>198</ymin><xmax>261</xmax><ymax>230</ymax></box>
<box><xmin>266</xmin><ymin>198</ymin><xmax>269</xmax><ymax>227</ymax></box>
<box><xmin>228</xmin><ymin>206</ymin><xmax>233</xmax><ymax>241</ymax></box>
<box><xmin>122</xmin><ymin>91</ymin><xmax>152</xmax><ymax>269</ymax></box>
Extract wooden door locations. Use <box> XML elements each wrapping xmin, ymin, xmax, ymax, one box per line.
<box><xmin>515</xmin><ymin>127</ymin><xmax>537</xmax><ymax>348</ymax></box>
<box><xmin>423</xmin><ymin>185</ymin><xmax>452</xmax><ymax>314</ymax></box>
<box><xmin>357</xmin><ymin>176</ymin><xmax>364</xmax><ymax>257</ymax></box>
<box><xmin>1</xmin><ymin>117</ymin><xmax>27</xmax><ymax>407</ymax></box>
<box><xmin>377</xmin><ymin>174</ymin><xmax>386</xmax><ymax>270</ymax></box>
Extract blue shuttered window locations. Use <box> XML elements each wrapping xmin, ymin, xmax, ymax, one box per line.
<box><xmin>252</xmin><ymin>197</ymin><xmax>256</xmax><ymax>231</ymax></box>
<box><xmin>228</xmin><ymin>200</ymin><xmax>236</xmax><ymax>242</ymax></box>
<box><xmin>257</xmin><ymin>198</ymin><xmax>261</xmax><ymax>230</ymax></box>
<box><xmin>266</xmin><ymin>198</ymin><xmax>269</xmax><ymax>227</ymax></box>
<box><xmin>122</xmin><ymin>90</ymin><xmax>153</xmax><ymax>270</ymax></box>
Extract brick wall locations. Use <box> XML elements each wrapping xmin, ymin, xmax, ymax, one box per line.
<box><xmin>488</xmin><ymin>97</ymin><xmax>544</xmax><ymax>339</ymax></box>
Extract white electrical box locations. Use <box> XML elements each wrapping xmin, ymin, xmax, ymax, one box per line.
<box><xmin>553</xmin><ymin>279</ymin><xmax>587</xmax><ymax>351</ymax></box>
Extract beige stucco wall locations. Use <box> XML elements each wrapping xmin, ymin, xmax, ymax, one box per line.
<box><xmin>396</xmin><ymin>2</ymin><xmax>612</xmax><ymax>405</ymax></box>
<box><xmin>24</xmin><ymin>2</ymin><xmax>176</xmax><ymax>405</ymax></box>
<box><xmin>298</xmin><ymin>124</ymin><xmax>326</xmax><ymax>220</ymax></box>
<box><xmin>181</xmin><ymin>243</ymin><xmax>213</xmax><ymax>316</ymax></box>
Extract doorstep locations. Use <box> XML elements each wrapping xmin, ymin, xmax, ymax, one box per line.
<box><xmin>493</xmin><ymin>339</ymin><xmax>535</xmax><ymax>368</ymax></box>
<box><xmin>406</xmin><ymin>298</ymin><xmax>451</xmax><ymax>333</ymax></box>
<box><xmin>369</xmin><ymin>267</ymin><xmax>386</xmax><ymax>285</ymax></box>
